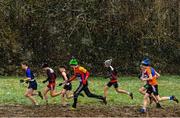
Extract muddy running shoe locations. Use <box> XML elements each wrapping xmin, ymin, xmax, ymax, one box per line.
<box><xmin>71</xmin><ymin>104</ymin><xmax>77</xmax><ymax>110</ymax></box>
<box><xmin>129</xmin><ymin>92</ymin><xmax>133</xmax><ymax>99</ymax></box>
<box><xmin>38</xmin><ymin>91</ymin><xmax>43</xmax><ymax>99</ymax></box>
<box><xmin>171</xmin><ymin>95</ymin><xmax>179</xmax><ymax>103</ymax></box>
<box><xmin>72</xmin><ymin>103</ymin><xmax>77</xmax><ymax>109</ymax></box>
<box><xmin>62</xmin><ymin>103</ymin><xmax>70</xmax><ymax>107</ymax></box>
<box><xmin>34</xmin><ymin>103</ymin><xmax>40</xmax><ymax>107</ymax></box>
<box><xmin>70</xmin><ymin>107</ymin><xmax>76</xmax><ymax>110</ymax></box>
<box><xmin>156</xmin><ymin>103</ymin><xmax>162</xmax><ymax>108</ymax></box>
<box><xmin>102</xmin><ymin>97</ymin><xmax>107</xmax><ymax>105</ymax></box>
<box><xmin>139</xmin><ymin>108</ymin><xmax>146</xmax><ymax>113</ymax></box>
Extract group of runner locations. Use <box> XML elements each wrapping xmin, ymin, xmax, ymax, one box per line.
<box><xmin>20</xmin><ymin>58</ymin><xmax>179</xmax><ymax>113</ymax></box>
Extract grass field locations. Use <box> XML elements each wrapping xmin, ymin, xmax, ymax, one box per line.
<box><xmin>0</xmin><ymin>75</ymin><xmax>180</xmax><ymax>117</ymax></box>
<box><xmin>0</xmin><ymin>75</ymin><xmax>179</xmax><ymax>106</ymax></box>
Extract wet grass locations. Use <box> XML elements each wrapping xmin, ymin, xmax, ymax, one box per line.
<box><xmin>0</xmin><ymin>75</ymin><xmax>179</xmax><ymax>106</ymax></box>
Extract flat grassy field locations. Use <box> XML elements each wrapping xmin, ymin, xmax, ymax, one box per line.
<box><xmin>0</xmin><ymin>75</ymin><xmax>180</xmax><ymax>117</ymax></box>
<box><xmin>0</xmin><ymin>75</ymin><xmax>179</xmax><ymax>106</ymax></box>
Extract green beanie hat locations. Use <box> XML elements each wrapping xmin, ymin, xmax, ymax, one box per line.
<box><xmin>69</xmin><ymin>59</ymin><xmax>78</xmax><ymax>65</ymax></box>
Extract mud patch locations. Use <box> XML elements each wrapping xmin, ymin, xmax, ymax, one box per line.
<box><xmin>0</xmin><ymin>104</ymin><xmax>179</xmax><ymax>117</ymax></box>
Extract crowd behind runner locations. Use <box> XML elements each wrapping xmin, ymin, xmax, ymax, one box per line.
<box><xmin>20</xmin><ymin>58</ymin><xmax>179</xmax><ymax>113</ymax></box>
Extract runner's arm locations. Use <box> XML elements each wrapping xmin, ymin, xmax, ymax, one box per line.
<box><xmin>62</xmin><ymin>72</ymin><xmax>68</xmax><ymax>82</ymax></box>
<box><xmin>68</xmin><ymin>75</ymin><xmax>76</xmax><ymax>82</ymax></box>
<box><xmin>142</xmin><ymin>74</ymin><xmax>153</xmax><ymax>81</ymax></box>
<box><xmin>42</xmin><ymin>78</ymin><xmax>49</xmax><ymax>83</ymax></box>
<box><xmin>83</xmin><ymin>71</ymin><xmax>90</xmax><ymax>84</ymax></box>
<box><xmin>155</xmin><ymin>71</ymin><xmax>160</xmax><ymax>78</ymax></box>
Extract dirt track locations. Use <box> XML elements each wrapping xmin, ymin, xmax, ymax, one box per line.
<box><xmin>0</xmin><ymin>104</ymin><xmax>180</xmax><ymax>117</ymax></box>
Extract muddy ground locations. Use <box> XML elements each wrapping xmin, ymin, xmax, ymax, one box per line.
<box><xmin>0</xmin><ymin>104</ymin><xmax>180</xmax><ymax>117</ymax></box>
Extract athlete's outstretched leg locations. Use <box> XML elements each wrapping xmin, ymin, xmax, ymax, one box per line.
<box><xmin>139</xmin><ymin>87</ymin><xmax>146</xmax><ymax>95</ymax></box>
<box><xmin>104</xmin><ymin>85</ymin><xmax>109</xmax><ymax>98</ymax></box>
<box><xmin>50</xmin><ymin>90</ymin><xmax>61</xmax><ymax>97</ymax></box>
<box><xmin>72</xmin><ymin>84</ymin><xmax>84</xmax><ymax>108</ymax></box>
<box><xmin>84</xmin><ymin>85</ymin><xmax>107</xmax><ymax>104</ymax></box>
<box><xmin>156</xmin><ymin>95</ymin><xmax>179</xmax><ymax>103</ymax></box>
<box><xmin>61</xmin><ymin>89</ymin><xmax>68</xmax><ymax>106</ymax></box>
<box><xmin>43</xmin><ymin>87</ymin><xmax>49</xmax><ymax>104</ymax></box>
<box><xmin>140</xmin><ymin>93</ymin><xmax>150</xmax><ymax>113</ymax></box>
<box><xmin>24</xmin><ymin>89</ymin><xmax>38</xmax><ymax>105</ymax></box>
<box><xmin>115</xmin><ymin>88</ymin><xmax>133</xmax><ymax>99</ymax></box>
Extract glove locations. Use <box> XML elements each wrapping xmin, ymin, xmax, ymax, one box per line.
<box><xmin>104</xmin><ymin>76</ymin><xmax>109</xmax><ymax>79</ymax></box>
<box><xmin>59</xmin><ymin>83</ymin><xmax>63</xmax><ymax>86</ymax></box>
<box><xmin>138</xmin><ymin>74</ymin><xmax>142</xmax><ymax>79</ymax></box>
<box><xmin>25</xmin><ymin>81</ymin><xmax>29</xmax><ymax>84</ymax></box>
<box><xmin>20</xmin><ymin>79</ymin><xmax>24</xmax><ymax>83</ymax></box>
<box><xmin>42</xmin><ymin>80</ymin><xmax>47</xmax><ymax>83</ymax></box>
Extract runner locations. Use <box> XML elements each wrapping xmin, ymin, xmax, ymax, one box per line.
<box><xmin>140</xmin><ymin>58</ymin><xmax>179</xmax><ymax>113</ymax></box>
<box><xmin>67</xmin><ymin>58</ymin><xmax>106</xmax><ymax>109</ymax></box>
<box><xmin>20</xmin><ymin>62</ymin><xmax>43</xmax><ymax>105</ymax></box>
<box><xmin>59</xmin><ymin>66</ymin><xmax>73</xmax><ymax>106</ymax></box>
<box><xmin>103</xmin><ymin>59</ymin><xmax>133</xmax><ymax>104</ymax></box>
<box><xmin>138</xmin><ymin>60</ymin><xmax>161</xmax><ymax>108</ymax></box>
<box><xmin>42</xmin><ymin>63</ymin><xmax>61</xmax><ymax>104</ymax></box>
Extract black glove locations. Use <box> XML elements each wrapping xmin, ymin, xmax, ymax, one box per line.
<box><xmin>59</xmin><ymin>83</ymin><xmax>63</xmax><ymax>86</ymax></box>
<box><xmin>104</xmin><ymin>75</ymin><xmax>110</xmax><ymax>79</ymax></box>
<box><xmin>20</xmin><ymin>79</ymin><xmax>24</xmax><ymax>83</ymax></box>
<box><xmin>25</xmin><ymin>81</ymin><xmax>29</xmax><ymax>84</ymax></box>
<box><xmin>42</xmin><ymin>80</ymin><xmax>47</xmax><ymax>83</ymax></box>
<box><xmin>138</xmin><ymin>74</ymin><xmax>142</xmax><ymax>79</ymax></box>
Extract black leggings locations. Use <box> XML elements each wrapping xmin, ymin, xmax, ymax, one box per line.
<box><xmin>73</xmin><ymin>83</ymin><xmax>103</xmax><ymax>108</ymax></box>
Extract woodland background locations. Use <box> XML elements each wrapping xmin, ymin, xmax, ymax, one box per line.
<box><xmin>0</xmin><ymin>0</ymin><xmax>179</xmax><ymax>76</ymax></box>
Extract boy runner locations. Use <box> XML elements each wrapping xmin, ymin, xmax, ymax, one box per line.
<box><xmin>66</xmin><ymin>58</ymin><xmax>106</xmax><ymax>109</ymax></box>
<box><xmin>140</xmin><ymin>58</ymin><xmax>179</xmax><ymax>113</ymax></box>
<box><xmin>20</xmin><ymin>62</ymin><xmax>43</xmax><ymax>105</ymax></box>
<box><xmin>139</xmin><ymin>60</ymin><xmax>162</xmax><ymax>108</ymax></box>
<box><xmin>103</xmin><ymin>59</ymin><xmax>133</xmax><ymax>103</ymax></box>
<box><xmin>59</xmin><ymin>66</ymin><xmax>73</xmax><ymax>106</ymax></box>
<box><xmin>42</xmin><ymin>63</ymin><xmax>61</xmax><ymax>104</ymax></box>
